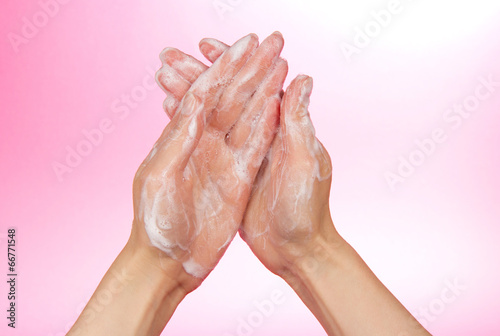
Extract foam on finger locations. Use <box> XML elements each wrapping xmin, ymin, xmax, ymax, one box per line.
<box><xmin>199</xmin><ymin>38</ymin><xmax>229</xmax><ymax>63</ymax></box>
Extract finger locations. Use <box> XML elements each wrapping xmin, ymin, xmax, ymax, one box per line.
<box><xmin>238</xmin><ymin>97</ymin><xmax>281</xmax><ymax>182</ymax></box>
<box><xmin>209</xmin><ymin>31</ymin><xmax>284</xmax><ymax>133</ymax></box>
<box><xmin>228</xmin><ymin>58</ymin><xmax>288</xmax><ymax>149</ymax></box>
<box><xmin>161</xmin><ymin>39</ymin><xmax>229</xmax><ymax>119</ymax></box>
<box><xmin>155</xmin><ymin>66</ymin><xmax>192</xmax><ymax>105</ymax></box>
<box><xmin>153</xmin><ymin>92</ymin><xmax>205</xmax><ymax>172</ymax></box>
<box><xmin>158</xmin><ymin>36</ymin><xmax>254</xmax><ymax>120</ymax></box>
<box><xmin>281</xmin><ymin>75</ymin><xmax>331</xmax><ymax>175</ymax></box>
<box><xmin>187</xmin><ymin>33</ymin><xmax>259</xmax><ymax>122</ymax></box>
<box><xmin>281</xmin><ymin>75</ymin><xmax>316</xmax><ymax>145</ymax></box>
<box><xmin>165</xmin><ymin>36</ymin><xmax>276</xmax><ymax>120</ymax></box>
<box><xmin>159</xmin><ymin>47</ymin><xmax>208</xmax><ymax>83</ymax></box>
<box><xmin>199</xmin><ymin>38</ymin><xmax>229</xmax><ymax>63</ymax></box>
<box><xmin>157</xmin><ymin>49</ymin><xmax>210</xmax><ymax>118</ymax></box>
<box><xmin>281</xmin><ymin>76</ymin><xmax>332</xmax><ymax>182</ymax></box>
<box><xmin>162</xmin><ymin>94</ymin><xmax>177</xmax><ymax>119</ymax></box>
<box><xmin>199</xmin><ymin>38</ymin><xmax>285</xmax><ymax>99</ymax></box>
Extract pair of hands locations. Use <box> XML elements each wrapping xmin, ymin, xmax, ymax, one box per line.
<box><xmin>70</xmin><ymin>32</ymin><xmax>431</xmax><ymax>336</ymax></box>
<box><xmin>132</xmin><ymin>32</ymin><xmax>333</xmax><ymax>290</ymax></box>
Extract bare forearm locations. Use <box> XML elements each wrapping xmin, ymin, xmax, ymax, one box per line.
<box><xmin>68</xmin><ymin>239</ymin><xmax>188</xmax><ymax>336</ymax></box>
<box><xmin>283</xmin><ymin>218</ymin><xmax>430</xmax><ymax>336</ymax></box>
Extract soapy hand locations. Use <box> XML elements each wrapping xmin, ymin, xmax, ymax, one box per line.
<box><xmin>157</xmin><ymin>36</ymin><xmax>333</xmax><ymax>277</ymax></box>
<box><xmin>72</xmin><ymin>33</ymin><xmax>431</xmax><ymax>336</ymax></box>
<box><xmin>132</xmin><ymin>32</ymin><xmax>288</xmax><ymax>281</ymax></box>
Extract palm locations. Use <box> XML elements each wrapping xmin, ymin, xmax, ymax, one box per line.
<box><xmin>177</xmin><ymin>130</ymin><xmax>251</xmax><ymax>274</ymax></box>
<box><xmin>240</xmin><ymin>126</ymin><xmax>332</xmax><ymax>275</ymax></box>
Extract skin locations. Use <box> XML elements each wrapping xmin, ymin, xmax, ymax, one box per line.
<box><xmin>136</xmin><ymin>32</ymin><xmax>289</xmax><ymax>280</ymax></box>
<box><xmin>69</xmin><ymin>33</ymin><xmax>431</xmax><ymax>336</ymax></box>
<box><xmin>158</xmin><ymin>39</ymin><xmax>336</xmax><ymax>275</ymax></box>
<box><xmin>156</xmin><ymin>36</ymin><xmax>431</xmax><ymax>336</ymax></box>
<box><xmin>69</xmin><ymin>32</ymin><xmax>289</xmax><ymax>335</ymax></box>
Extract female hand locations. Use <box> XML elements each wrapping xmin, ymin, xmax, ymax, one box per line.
<box><xmin>70</xmin><ymin>33</ymin><xmax>289</xmax><ymax>336</ymax></box>
<box><xmin>132</xmin><ymin>32</ymin><xmax>288</xmax><ymax>290</ymax></box>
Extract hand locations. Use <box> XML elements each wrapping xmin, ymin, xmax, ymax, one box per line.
<box><xmin>72</xmin><ymin>33</ymin><xmax>430</xmax><ymax>336</ymax></box>
<box><xmin>132</xmin><ymin>32</ymin><xmax>288</xmax><ymax>289</ymax></box>
<box><xmin>156</xmin><ymin>36</ymin><xmax>335</xmax><ymax>278</ymax></box>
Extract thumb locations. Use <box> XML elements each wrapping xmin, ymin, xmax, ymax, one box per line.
<box><xmin>155</xmin><ymin>92</ymin><xmax>206</xmax><ymax>172</ymax></box>
<box><xmin>281</xmin><ymin>75</ymin><xmax>316</xmax><ymax>146</ymax></box>
<box><xmin>281</xmin><ymin>75</ymin><xmax>332</xmax><ymax>180</ymax></box>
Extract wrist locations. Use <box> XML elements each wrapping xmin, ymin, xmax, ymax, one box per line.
<box><xmin>280</xmin><ymin>229</ymin><xmax>430</xmax><ymax>336</ymax></box>
<box><xmin>69</xmin><ymin>235</ymin><xmax>193</xmax><ymax>336</ymax></box>
<box><xmin>279</xmin><ymin>215</ymin><xmax>348</xmax><ymax>290</ymax></box>
<box><xmin>115</xmin><ymin>242</ymin><xmax>190</xmax><ymax>335</ymax></box>
<box><xmin>126</xmin><ymin>229</ymin><xmax>204</xmax><ymax>294</ymax></box>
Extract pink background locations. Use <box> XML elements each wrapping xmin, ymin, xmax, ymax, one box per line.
<box><xmin>1</xmin><ymin>0</ymin><xmax>500</xmax><ymax>335</ymax></box>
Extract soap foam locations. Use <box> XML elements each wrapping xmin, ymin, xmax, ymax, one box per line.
<box><xmin>229</xmin><ymin>34</ymin><xmax>254</xmax><ymax>62</ymax></box>
<box><xmin>182</xmin><ymin>257</ymin><xmax>209</xmax><ymax>279</ymax></box>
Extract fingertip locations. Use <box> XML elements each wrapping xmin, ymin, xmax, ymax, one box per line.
<box><xmin>275</xmin><ymin>58</ymin><xmax>289</xmax><ymax>75</ymax></box>
<box><xmin>303</xmin><ymin>76</ymin><xmax>313</xmax><ymax>97</ymax></box>
<box><xmin>284</xmin><ymin>74</ymin><xmax>313</xmax><ymax>107</ymax></box>
<box><xmin>293</xmin><ymin>74</ymin><xmax>311</xmax><ymax>87</ymax></box>
<box><xmin>272</xmin><ymin>31</ymin><xmax>283</xmax><ymax>38</ymax></box>
<box><xmin>259</xmin><ymin>32</ymin><xmax>284</xmax><ymax>56</ymax></box>
<box><xmin>300</xmin><ymin>76</ymin><xmax>313</xmax><ymax>113</ymax></box>
<box><xmin>234</xmin><ymin>33</ymin><xmax>259</xmax><ymax>54</ymax></box>
<box><xmin>281</xmin><ymin>74</ymin><xmax>315</xmax><ymax>139</ymax></box>
<box><xmin>271</xmin><ymin>31</ymin><xmax>284</xmax><ymax>50</ymax></box>
<box><xmin>159</xmin><ymin>47</ymin><xmax>182</xmax><ymax>65</ymax></box>
<box><xmin>199</xmin><ymin>38</ymin><xmax>230</xmax><ymax>63</ymax></box>
<box><xmin>247</xmin><ymin>33</ymin><xmax>259</xmax><ymax>42</ymax></box>
<box><xmin>199</xmin><ymin>38</ymin><xmax>210</xmax><ymax>48</ymax></box>
<box><xmin>274</xmin><ymin>59</ymin><xmax>289</xmax><ymax>90</ymax></box>
<box><xmin>199</xmin><ymin>39</ymin><xmax>213</xmax><ymax>57</ymax></box>
<box><xmin>159</xmin><ymin>47</ymin><xmax>173</xmax><ymax>64</ymax></box>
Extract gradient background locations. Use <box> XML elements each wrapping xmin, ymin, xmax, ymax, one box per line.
<box><xmin>1</xmin><ymin>0</ymin><xmax>500</xmax><ymax>335</ymax></box>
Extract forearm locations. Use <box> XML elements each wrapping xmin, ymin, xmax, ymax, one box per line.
<box><xmin>282</xmin><ymin>218</ymin><xmax>430</xmax><ymax>336</ymax></box>
<box><xmin>68</xmin><ymin>238</ymin><xmax>188</xmax><ymax>336</ymax></box>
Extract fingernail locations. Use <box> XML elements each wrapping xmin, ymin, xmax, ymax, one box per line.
<box><xmin>272</xmin><ymin>31</ymin><xmax>283</xmax><ymax>38</ymax></box>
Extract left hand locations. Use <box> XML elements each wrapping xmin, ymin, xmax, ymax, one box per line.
<box><xmin>132</xmin><ymin>33</ymin><xmax>288</xmax><ymax>287</ymax></box>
